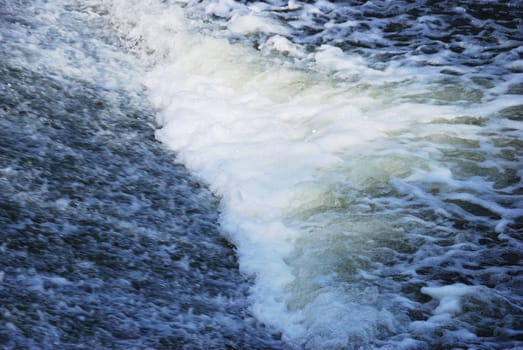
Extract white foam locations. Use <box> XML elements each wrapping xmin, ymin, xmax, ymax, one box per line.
<box><xmin>204</xmin><ymin>0</ymin><xmax>237</xmax><ymax>18</ymax></box>
<box><xmin>421</xmin><ymin>283</ymin><xmax>482</xmax><ymax>316</ymax></box>
<box><xmin>142</xmin><ymin>29</ymin><xmax>409</xmax><ymax>344</ymax></box>
<box><xmin>229</xmin><ymin>13</ymin><xmax>289</xmax><ymax>35</ymax></box>
<box><xmin>314</xmin><ymin>44</ymin><xmax>370</xmax><ymax>74</ymax></box>
<box><xmin>260</xmin><ymin>35</ymin><xmax>304</xmax><ymax>57</ymax></box>
<box><xmin>97</xmin><ymin>0</ymin><xmax>522</xmax><ymax>347</ymax></box>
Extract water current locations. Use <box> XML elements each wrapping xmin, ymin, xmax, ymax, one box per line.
<box><xmin>1</xmin><ymin>0</ymin><xmax>522</xmax><ymax>349</ymax></box>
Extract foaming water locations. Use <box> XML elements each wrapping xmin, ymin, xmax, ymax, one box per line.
<box><xmin>97</xmin><ymin>0</ymin><xmax>523</xmax><ymax>348</ymax></box>
<box><xmin>4</xmin><ymin>0</ymin><xmax>523</xmax><ymax>349</ymax></box>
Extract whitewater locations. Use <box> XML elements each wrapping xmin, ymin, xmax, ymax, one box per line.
<box><xmin>1</xmin><ymin>0</ymin><xmax>522</xmax><ymax>349</ymax></box>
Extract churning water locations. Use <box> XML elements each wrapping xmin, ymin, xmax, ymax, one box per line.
<box><xmin>1</xmin><ymin>0</ymin><xmax>522</xmax><ymax>349</ymax></box>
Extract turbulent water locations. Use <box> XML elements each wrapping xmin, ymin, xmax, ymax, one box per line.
<box><xmin>1</xmin><ymin>0</ymin><xmax>522</xmax><ymax>349</ymax></box>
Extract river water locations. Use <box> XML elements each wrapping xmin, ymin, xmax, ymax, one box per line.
<box><xmin>1</xmin><ymin>1</ymin><xmax>522</xmax><ymax>349</ymax></box>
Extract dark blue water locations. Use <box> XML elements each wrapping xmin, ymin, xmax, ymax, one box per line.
<box><xmin>0</xmin><ymin>1</ymin><xmax>283</xmax><ymax>348</ymax></box>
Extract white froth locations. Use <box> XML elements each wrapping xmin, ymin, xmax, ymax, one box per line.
<box><xmin>204</xmin><ymin>0</ymin><xmax>237</xmax><ymax>18</ymax></box>
<box><xmin>260</xmin><ymin>35</ymin><xmax>304</xmax><ymax>57</ymax></box>
<box><xmin>142</xmin><ymin>24</ymin><xmax>411</xmax><ymax>344</ymax></box>
<box><xmin>99</xmin><ymin>0</ymin><xmax>522</xmax><ymax>347</ymax></box>
<box><xmin>421</xmin><ymin>284</ymin><xmax>479</xmax><ymax>315</ymax></box>
<box><xmin>229</xmin><ymin>14</ymin><xmax>288</xmax><ymax>35</ymax></box>
<box><xmin>315</xmin><ymin>45</ymin><xmax>370</xmax><ymax>74</ymax></box>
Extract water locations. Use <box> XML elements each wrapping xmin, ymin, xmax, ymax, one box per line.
<box><xmin>0</xmin><ymin>1</ymin><xmax>282</xmax><ymax>348</ymax></box>
<box><xmin>1</xmin><ymin>0</ymin><xmax>522</xmax><ymax>349</ymax></box>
